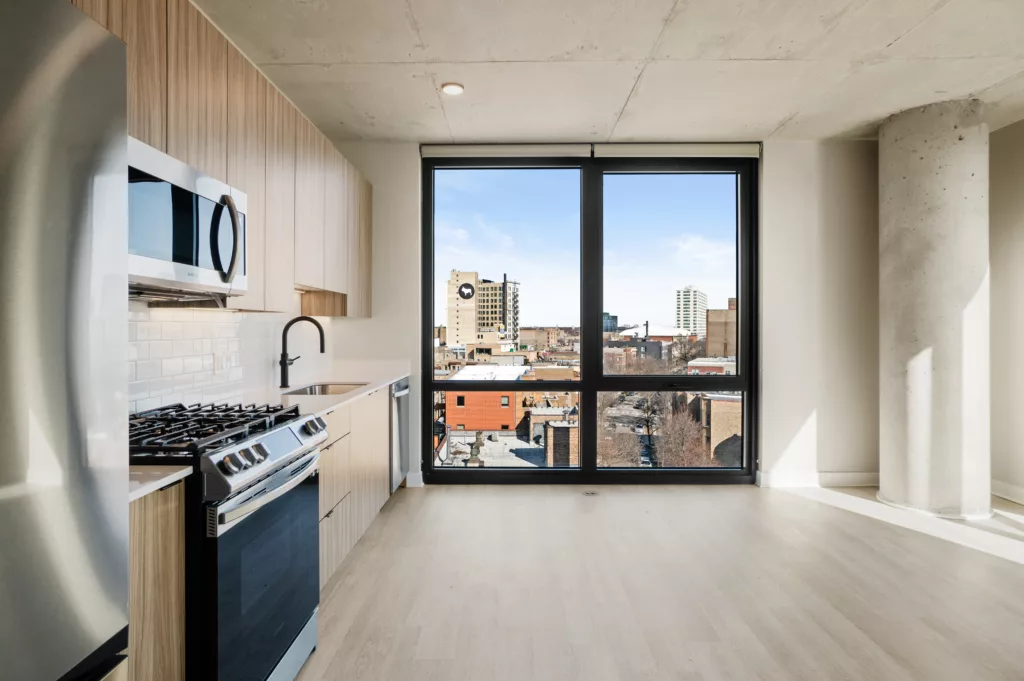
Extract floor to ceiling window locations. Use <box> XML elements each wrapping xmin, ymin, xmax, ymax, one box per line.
<box><xmin>422</xmin><ymin>152</ymin><xmax>757</xmax><ymax>482</ymax></box>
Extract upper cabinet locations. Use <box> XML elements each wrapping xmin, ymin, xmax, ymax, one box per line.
<box><xmin>225</xmin><ymin>46</ymin><xmax>267</xmax><ymax>312</ymax></box>
<box><xmin>323</xmin><ymin>142</ymin><xmax>349</xmax><ymax>295</ymax></box>
<box><xmin>348</xmin><ymin>162</ymin><xmax>373</xmax><ymax>318</ymax></box>
<box><xmin>68</xmin><ymin>0</ymin><xmax>371</xmax><ymax>317</ymax></box>
<box><xmin>294</xmin><ymin>116</ymin><xmax>326</xmax><ymax>290</ymax></box>
<box><xmin>264</xmin><ymin>87</ymin><xmax>298</xmax><ymax>314</ymax></box>
<box><xmin>167</xmin><ymin>0</ymin><xmax>227</xmax><ymax>181</ymax></box>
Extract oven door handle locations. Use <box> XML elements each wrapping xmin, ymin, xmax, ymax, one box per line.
<box><xmin>215</xmin><ymin>452</ymin><xmax>319</xmax><ymax>535</ymax></box>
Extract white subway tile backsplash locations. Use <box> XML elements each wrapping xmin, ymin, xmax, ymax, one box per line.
<box><xmin>137</xmin><ymin>322</ymin><xmax>161</xmax><ymax>340</ymax></box>
<box><xmin>129</xmin><ymin>342</ymin><xmax>149</xmax><ymax>361</ymax></box>
<box><xmin>137</xmin><ymin>359</ymin><xmax>161</xmax><ymax>380</ymax></box>
<box><xmin>127</xmin><ymin>292</ymin><xmax>327</xmax><ymax>411</ymax></box>
<box><xmin>173</xmin><ymin>340</ymin><xmax>195</xmax><ymax>357</ymax></box>
<box><xmin>128</xmin><ymin>380</ymin><xmax>149</xmax><ymax>400</ymax></box>
<box><xmin>149</xmin><ymin>376</ymin><xmax>175</xmax><ymax>397</ymax></box>
<box><xmin>150</xmin><ymin>341</ymin><xmax>174</xmax><ymax>359</ymax></box>
<box><xmin>137</xmin><ymin>396</ymin><xmax>162</xmax><ymax>411</ymax></box>
<box><xmin>162</xmin><ymin>358</ymin><xmax>184</xmax><ymax>376</ymax></box>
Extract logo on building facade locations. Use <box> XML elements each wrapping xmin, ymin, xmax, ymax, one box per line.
<box><xmin>458</xmin><ymin>283</ymin><xmax>475</xmax><ymax>300</ymax></box>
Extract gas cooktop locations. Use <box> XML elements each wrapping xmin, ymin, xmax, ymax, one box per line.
<box><xmin>129</xmin><ymin>403</ymin><xmax>303</xmax><ymax>460</ymax></box>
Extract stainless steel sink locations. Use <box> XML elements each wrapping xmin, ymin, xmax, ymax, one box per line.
<box><xmin>283</xmin><ymin>382</ymin><xmax>369</xmax><ymax>396</ymax></box>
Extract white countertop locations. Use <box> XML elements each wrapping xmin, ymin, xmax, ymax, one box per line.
<box><xmin>129</xmin><ymin>465</ymin><xmax>192</xmax><ymax>502</ymax></box>
<box><xmin>281</xmin><ymin>359</ymin><xmax>411</xmax><ymax>417</ymax></box>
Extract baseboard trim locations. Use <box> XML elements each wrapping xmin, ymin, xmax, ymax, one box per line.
<box><xmin>405</xmin><ymin>471</ymin><xmax>424</xmax><ymax>488</ymax></box>
<box><xmin>993</xmin><ymin>479</ymin><xmax>1024</xmax><ymax>506</ymax></box>
<box><xmin>759</xmin><ymin>470</ymin><xmax>879</xmax><ymax>488</ymax></box>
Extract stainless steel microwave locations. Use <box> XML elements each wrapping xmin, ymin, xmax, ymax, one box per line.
<box><xmin>128</xmin><ymin>137</ymin><xmax>247</xmax><ymax>301</ymax></box>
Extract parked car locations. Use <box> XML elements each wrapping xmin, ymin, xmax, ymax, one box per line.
<box><xmin>639</xmin><ymin>454</ymin><xmax>653</xmax><ymax>467</ymax></box>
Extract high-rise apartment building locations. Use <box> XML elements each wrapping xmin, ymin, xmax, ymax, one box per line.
<box><xmin>675</xmin><ymin>286</ymin><xmax>708</xmax><ymax>338</ymax></box>
<box><xmin>447</xmin><ymin>270</ymin><xmax>520</xmax><ymax>346</ymax></box>
<box><xmin>602</xmin><ymin>312</ymin><xmax>618</xmax><ymax>332</ymax></box>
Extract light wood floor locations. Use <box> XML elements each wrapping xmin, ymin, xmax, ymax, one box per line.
<box><xmin>298</xmin><ymin>485</ymin><xmax>1024</xmax><ymax>681</ymax></box>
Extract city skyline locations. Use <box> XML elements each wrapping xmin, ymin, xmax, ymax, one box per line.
<box><xmin>434</xmin><ymin>168</ymin><xmax>737</xmax><ymax>328</ymax></box>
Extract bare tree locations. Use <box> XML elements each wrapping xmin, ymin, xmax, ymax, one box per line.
<box><xmin>597</xmin><ymin>432</ymin><xmax>642</xmax><ymax>467</ymax></box>
<box><xmin>636</xmin><ymin>392</ymin><xmax>666</xmax><ymax>437</ymax></box>
<box><xmin>656</xmin><ymin>399</ymin><xmax>720</xmax><ymax>468</ymax></box>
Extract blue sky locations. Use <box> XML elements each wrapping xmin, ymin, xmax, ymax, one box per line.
<box><xmin>433</xmin><ymin>168</ymin><xmax>737</xmax><ymax>328</ymax></box>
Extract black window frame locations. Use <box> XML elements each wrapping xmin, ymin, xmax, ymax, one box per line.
<box><xmin>421</xmin><ymin>155</ymin><xmax>758</xmax><ymax>484</ymax></box>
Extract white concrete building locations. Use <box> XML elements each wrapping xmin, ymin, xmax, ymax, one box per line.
<box><xmin>675</xmin><ymin>286</ymin><xmax>708</xmax><ymax>339</ymax></box>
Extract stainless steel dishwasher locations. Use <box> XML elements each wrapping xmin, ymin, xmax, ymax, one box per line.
<box><xmin>391</xmin><ymin>378</ymin><xmax>411</xmax><ymax>493</ymax></box>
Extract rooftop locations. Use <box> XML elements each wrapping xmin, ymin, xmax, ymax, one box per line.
<box><xmin>450</xmin><ymin>365</ymin><xmax>530</xmax><ymax>381</ymax></box>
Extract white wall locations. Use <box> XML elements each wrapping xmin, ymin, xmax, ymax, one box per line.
<box><xmin>990</xmin><ymin>119</ymin><xmax>1024</xmax><ymax>505</ymax></box>
<box><xmin>759</xmin><ymin>140</ymin><xmax>880</xmax><ymax>487</ymax></box>
<box><xmin>335</xmin><ymin>142</ymin><xmax>424</xmax><ymax>484</ymax></box>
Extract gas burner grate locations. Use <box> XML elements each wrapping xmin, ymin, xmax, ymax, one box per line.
<box><xmin>129</xmin><ymin>403</ymin><xmax>301</xmax><ymax>458</ymax></box>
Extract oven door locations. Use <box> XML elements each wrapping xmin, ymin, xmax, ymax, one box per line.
<box><xmin>212</xmin><ymin>455</ymin><xmax>319</xmax><ymax>681</ymax></box>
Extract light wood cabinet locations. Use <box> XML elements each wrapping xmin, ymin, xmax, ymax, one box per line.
<box><xmin>318</xmin><ymin>435</ymin><xmax>351</xmax><ymax>521</ymax></box>
<box><xmin>72</xmin><ymin>0</ymin><xmax>373</xmax><ymax>316</ymax></box>
<box><xmin>168</xmin><ymin>0</ymin><xmax>227</xmax><ymax>181</ymax></box>
<box><xmin>345</xmin><ymin>161</ymin><xmax>373</xmax><ymax>318</ymax></box>
<box><xmin>128</xmin><ymin>482</ymin><xmax>185</xmax><ymax>681</ymax></box>
<box><xmin>318</xmin><ymin>388</ymin><xmax>391</xmax><ymax>591</ymax></box>
<box><xmin>349</xmin><ymin>389</ymin><xmax>390</xmax><ymax>537</ymax></box>
<box><xmin>264</xmin><ymin>86</ymin><xmax>297</xmax><ymax>313</ymax></box>
<box><xmin>226</xmin><ymin>46</ymin><xmax>267</xmax><ymax>312</ymax></box>
<box><xmin>323</xmin><ymin>143</ymin><xmax>349</xmax><ymax>294</ymax></box>
<box><xmin>71</xmin><ymin>0</ymin><xmax>126</xmax><ymax>38</ymax></box>
<box><xmin>294</xmin><ymin>116</ymin><xmax>326</xmax><ymax>289</ymax></box>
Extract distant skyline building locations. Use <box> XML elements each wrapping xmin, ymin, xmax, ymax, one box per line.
<box><xmin>602</xmin><ymin>312</ymin><xmax>618</xmax><ymax>332</ymax></box>
<box><xmin>676</xmin><ymin>286</ymin><xmax>708</xmax><ymax>338</ymax></box>
<box><xmin>447</xmin><ymin>270</ymin><xmax>520</xmax><ymax>346</ymax></box>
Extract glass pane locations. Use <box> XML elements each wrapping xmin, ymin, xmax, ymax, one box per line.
<box><xmin>432</xmin><ymin>168</ymin><xmax>581</xmax><ymax>381</ymax></box>
<box><xmin>597</xmin><ymin>391</ymin><xmax>743</xmax><ymax>468</ymax></box>
<box><xmin>602</xmin><ymin>173</ymin><xmax>738</xmax><ymax>376</ymax></box>
<box><xmin>432</xmin><ymin>391</ymin><xmax>580</xmax><ymax>468</ymax></box>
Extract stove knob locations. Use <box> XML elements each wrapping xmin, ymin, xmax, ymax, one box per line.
<box><xmin>219</xmin><ymin>455</ymin><xmax>241</xmax><ymax>475</ymax></box>
<box><xmin>251</xmin><ymin>443</ymin><xmax>269</xmax><ymax>462</ymax></box>
<box><xmin>302</xmin><ymin>420</ymin><xmax>320</xmax><ymax>436</ymax></box>
<box><xmin>238</xmin><ymin>448</ymin><xmax>259</xmax><ymax>466</ymax></box>
<box><xmin>226</xmin><ymin>452</ymin><xmax>248</xmax><ymax>470</ymax></box>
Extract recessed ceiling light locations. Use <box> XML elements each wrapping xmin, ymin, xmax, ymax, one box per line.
<box><xmin>440</xmin><ymin>82</ymin><xmax>465</xmax><ymax>96</ymax></box>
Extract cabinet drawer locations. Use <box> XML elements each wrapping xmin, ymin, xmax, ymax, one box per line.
<box><xmin>322</xmin><ymin>403</ymin><xmax>351</xmax><ymax>446</ymax></box>
<box><xmin>318</xmin><ymin>435</ymin><xmax>351</xmax><ymax>519</ymax></box>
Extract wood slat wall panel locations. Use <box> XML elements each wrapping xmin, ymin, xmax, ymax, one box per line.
<box><xmin>128</xmin><ymin>483</ymin><xmax>185</xmax><ymax>681</ymax></box>
<box><xmin>71</xmin><ymin>0</ymin><xmax>125</xmax><ymax>39</ymax></box>
<box><xmin>226</xmin><ymin>45</ymin><xmax>267</xmax><ymax>311</ymax></box>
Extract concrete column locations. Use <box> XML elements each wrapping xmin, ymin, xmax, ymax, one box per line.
<box><xmin>878</xmin><ymin>100</ymin><xmax>991</xmax><ymax>519</ymax></box>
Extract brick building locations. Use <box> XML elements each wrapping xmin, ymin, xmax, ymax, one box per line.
<box><xmin>545</xmin><ymin>421</ymin><xmax>580</xmax><ymax>467</ymax></box>
<box><xmin>687</xmin><ymin>393</ymin><xmax>743</xmax><ymax>467</ymax></box>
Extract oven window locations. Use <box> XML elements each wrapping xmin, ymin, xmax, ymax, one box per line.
<box><xmin>128</xmin><ymin>168</ymin><xmax>196</xmax><ymax>264</ymax></box>
<box><xmin>215</xmin><ymin>474</ymin><xmax>318</xmax><ymax>681</ymax></box>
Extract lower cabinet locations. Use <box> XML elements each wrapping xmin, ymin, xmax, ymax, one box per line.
<box><xmin>318</xmin><ymin>387</ymin><xmax>391</xmax><ymax>590</ymax></box>
<box><xmin>128</xmin><ymin>482</ymin><xmax>185</xmax><ymax>681</ymax></box>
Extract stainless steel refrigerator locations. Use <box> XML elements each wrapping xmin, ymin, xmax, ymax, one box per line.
<box><xmin>0</xmin><ymin>0</ymin><xmax>129</xmax><ymax>679</ymax></box>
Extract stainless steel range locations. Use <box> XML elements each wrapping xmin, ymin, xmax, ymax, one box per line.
<box><xmin>130</xmin><ymin>403</ymin><xmax>328</xmax><ymax>681</ymax></box>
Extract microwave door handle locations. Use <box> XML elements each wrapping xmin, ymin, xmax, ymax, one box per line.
<box><xmin>215</xmin><ymin>453</ymin><xmax>320</xmax><ymax>536</ymax></box>
<box><xmin>210</xmin><ymin>194</ymin><xmax>241</xmax><ymax>284</ymax></box>
<box><xmin>223</xmin><ymin>194</ymin><xmax>241</xmax><ymax>284</ymax></box>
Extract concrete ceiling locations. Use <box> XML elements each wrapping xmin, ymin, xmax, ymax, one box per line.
<box><xmin>196</xmin><ymin>0</ymin><xmax>1024</xmax><ymax>144</ymax></box>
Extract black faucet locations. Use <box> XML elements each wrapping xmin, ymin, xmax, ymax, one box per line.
<box><xmin>280</xmin><ymin>316</ymin><xmax>325</xmax><ymax>389</ymax></box>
